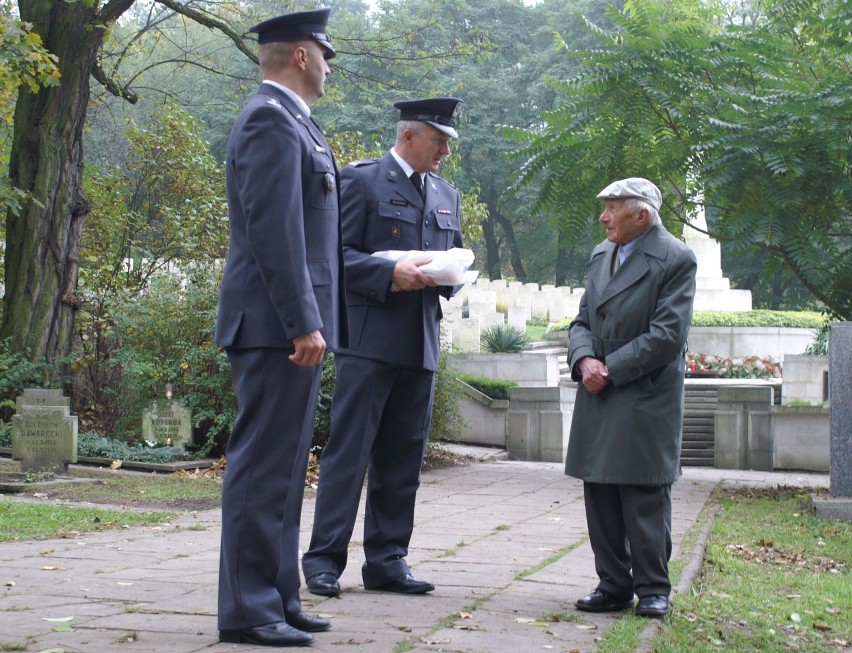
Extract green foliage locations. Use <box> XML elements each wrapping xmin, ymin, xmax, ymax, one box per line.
<box><xmin>548</xmin><ymin>310</ymin><xmax>827</xmax><ymax>333</ymax></box>
<box><xmin>0</xmin><ymin>338</ymin><xmax>69</xmax><ymax>447</ymax></box>
<box><xmin>480</xmin><ymin>324</ymin><xmax>530</xmax><ymax>353</ymax></box>
<box><xmin>805</xmin><ymin>323</ymin><xmax>829</xmax><ymax>355</ymax></box>
<box><xmin>77</xmin><ymin>431</ymin><xmax>185</xmax><ymax>463</ymax></box>
<box><xmin>430</xmin><ymin>348</ymin><xmax>466</xmax><ymax>444</ymax></box>
<box><xmin>510</xmin><ymin>0</ymin><xmax>852</xmax><ymax>319</ymax></box>
<box><xmin>691</xmin><ymin>310</ymin><xmax>826</xmax><ymax>328</ymax></box>
<box><xmin>81</xmin><ymin>100</ymin><xmax>228</xmax><ymax>298</ymax></box>
<box><xmin>455</xmin><ymin>373</ymin><xmax>516</xmax><ymax>400</ymax></box>
<box><xmin>311</xmin><ymin>353</ymin><xmax>337</xmax><ymax>453</ymax></box>
<box><xmin>107</xmin><ymin>267</ymin><xmax>235</xmax><ymax>453</ymax></box>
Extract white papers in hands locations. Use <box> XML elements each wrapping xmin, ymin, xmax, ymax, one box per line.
<box><xmin>371</xmin><ymin>247</ymin><xmax>476</xmax><ymax>286</ymax></box>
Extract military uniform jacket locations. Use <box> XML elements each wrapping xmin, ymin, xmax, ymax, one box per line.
<box><xmin>338</xmin><ymin>151</ymin><xmax>463</xmax><ymax>371</ymax></box>
<box><xmin>215</xmin><ymin>83</ymin><xmax>346</xmax><ymax>351</ymax></box>
<box><xmin>565</xmin><ymin>224</ymin><xmax>697</xmax><ymax>485</ymax></box>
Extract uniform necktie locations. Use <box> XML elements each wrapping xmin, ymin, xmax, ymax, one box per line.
<box><xmin>410</xmin><ymin>172</ymin><xmax>425</xmax><ymax>202</ymax></box>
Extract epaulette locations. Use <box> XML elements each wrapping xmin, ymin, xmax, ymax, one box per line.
<box><xmin>427</xmin><ymin>172</ymin><xmax>457</xmax><ymax>190</ymax></box>
<box><xmin>348</xmin><ymin>158</ymin><xmax>380</xmax><ymax>168</ymax></box>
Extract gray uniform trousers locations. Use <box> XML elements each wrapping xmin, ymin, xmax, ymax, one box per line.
<box><xmin>218</xmin><ymin>348</ymin><xmax>322</xmax><ymax>629</ymax></box>
<box><xmin>301</xmin><ymin>353</ymin><xmax>435</xmax><ymax>587</ymax></box>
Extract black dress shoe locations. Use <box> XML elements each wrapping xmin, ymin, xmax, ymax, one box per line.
<box><xmin>286</xmin><ymin>611</ymin><xmax>331</xmax><ymax>632</ymax></box>
<box><xmin>219</xmin><ymin>621</ymin><xmax>313</xmax><ymax>647</ymax></box>
<box><xmin>575</xmin><ymin>589</ymin><xmax>634</xmax><ymax>613</ymax></box>
<box><xmin>635</xmin><ymin>594</ymin><xmax>670</xmax><ymax>618</ymax></box>
<box><xmin>366</xmin><ymin>573</ymin><xmax>434</xmax><ymax>594</ymax></box>
<box><xmin>306</xmin><ymin>572</ymin><xmax>340</xmax><ymax>596</ymax></box>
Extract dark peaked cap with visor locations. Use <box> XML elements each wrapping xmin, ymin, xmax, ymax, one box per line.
<box><xmin>250</xmin><ymin>8</ymin><xmax>335</xmax><ymax>59</ymax></box>
<box><xmin>394</xmin><ymin>97</ymin><xmax>464</xmax><ymax>139</ymax></box>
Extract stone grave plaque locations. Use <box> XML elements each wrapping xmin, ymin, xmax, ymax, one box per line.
<box><xmin>142</xmin><ymin>400</ymin><xmax>192</xmax><ymax>451</ymax></box>
<box><xmin>12</xmin><ymin>390</ymin><xmax>78</xmax><ymax>475</ymax></box>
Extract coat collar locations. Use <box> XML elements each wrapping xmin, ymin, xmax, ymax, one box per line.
<box><xmin>256</xmin><ymin>84</ymin><xmax>332</xmax><ymax>155</ymax></box>
<box><xmin>381</xmin><ymin>151</ymin><xmax>424</xmax><ymax>207</ymax></box>
<box><xmin>591</xmin><ymin>225</ymin><xmax>672</xmax><ymax>304</ymax></box>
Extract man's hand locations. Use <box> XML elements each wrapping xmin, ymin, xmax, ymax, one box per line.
<box><xmin>578</xmin><ymin>356</ymin><xmax>610</xmax><ymax>395</ymax></box>
<box><xmin>290</xmin><ymin>330</ymin><xmax>326</xmax><ymax>366</ymax></box>
<box><xmin>390</xmin><ymin>259</ymin><xmax>437</xmax><ymax>292</ymax></box>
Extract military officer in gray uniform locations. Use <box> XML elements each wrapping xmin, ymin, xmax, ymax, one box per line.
<box><xmin>302</xmin><ymin>97</ymin><xmax>465</xmax><ymax>597</ymax></box>
<box><xmin>214</xmin><ymin>8</ymin><xmax>346</xmax><ymax>647</ymax></box>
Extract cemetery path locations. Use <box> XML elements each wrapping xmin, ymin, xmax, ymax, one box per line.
<box><xmin>0</xmin><ymin>453</ymin><xmax>828</xmax><ymax>653</ymax></box>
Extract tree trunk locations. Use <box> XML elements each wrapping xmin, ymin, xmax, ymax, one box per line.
<box><xmin>492</xmin><ymin>210</ymin><xmax>526</xmax><ymax>282</ymax></box>
<box><xmin>2</xmin><ymin>0</ymin><xmax>131</xmax><ymax>361</ymax></box>
<box><xmin>481</xmin><ymin>217</ymin><xmax>502</xmax><ymax>281</ymax></box>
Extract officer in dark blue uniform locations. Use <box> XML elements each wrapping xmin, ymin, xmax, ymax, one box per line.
<box><xmin>303</xmin><ymin>98</ymin><xmax>465</xmax><ymax>597</ymax></box>
<box><xmin>214</xmin><ymin>8</ymin><xmax>346</xmax><ymax>647</ymax></box>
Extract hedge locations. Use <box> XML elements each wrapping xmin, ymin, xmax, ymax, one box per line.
<box><xmin>547</xmin><ymin>310</ymin><xmax>826</xmax><ymax>333</ymax></box>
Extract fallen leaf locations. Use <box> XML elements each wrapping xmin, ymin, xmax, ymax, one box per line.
<box><xmin>5</xmin><ymin>581</ymin><xmax>14</xmax><ymax>587</ymax></box>
<box><xmin>453</xmin><ymin>624</ymin><xmax>481</xmax><ymax>631</ymax></box>
<box><xmin>394</xmin><ymin>625</ymin><xmax>412</xmax><ymax>632</ymax></box>
<box><xmin>456</xmin><ymin>611</ymin><xmax>472</xmax><ymax>619</ymax></box>
<box><xmin>576</xmin><ymin>624</ymin><xmax>598</xmax><ymax>631</ymax></box>
<box><xmin>41</xmin><ymin>566</ymin><xmax>62</xmax><ymax>571</ymax></box>
<box><xmin>52</xmin><ymin>626</ymin><xmax>74</xmax><ymax>632</ymax></box>
<box><xmin>812</xmin><ymin>622</ymin><xmax>832</xmax><ymax>632</ymax></box>
<box><xmin>117</xmin><ymin>582</ymin><xmax>134</xmax><ymax>586</ymax></box>
<box><xmin>420</xmin><ymin>637</ymin><xmax>450</xmax><ymax>644</ymax></box>
<box><xmin>111</xmin><ymin>460</ymin><xmax>122</xmax><ymax>469</ymax></box>
<box><xmin>40</xmin><ymin>548</ymin><xmax>54</xmax><ymax>555</ymax></box>
<box><xmin>42</xmin><ymin>617</ymin><xmax>74</xmax><ymax>622</ymax></box>
<box><xmin>790</xmin><ymin>613</ymin><xmax>801</xmax><ymax>623</ymax></box>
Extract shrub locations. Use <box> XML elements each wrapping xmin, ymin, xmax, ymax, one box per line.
<box><xmin>107</xmin><ymin>266</ymin><xmax>235</xmax><ymax>456</ymax></box>
<box><xmin>455</xmin><ymin>373</ymin><xmax>516</xmax><ymax>400</ymax></box>
<box><xmin>430</xmin><ymin>348</ymin><xmax>466</xmax><ymax>443</ymax></box>
<box><xmin>481</xmin><ymin>324</ymin><xmax>529</xmax><ymax>353</ymax></box>
<box><xmin>547</xmin><ymin>310</ymin><xmax>828</xmax><ymax>333</ymax></box>
<box><xmin>77</xmin><ymin>431</ymin><xmax>184</xmax><ymax>463</ymax></box>
<box><xmin>691</xmin><ymin>310</ymin><xmax>825</xmax><ymax>328</ymax></box>
<box><xmin>0</xmin><ymin>339</ymin><xmax>70</xmax><ymax>448</ymax></box>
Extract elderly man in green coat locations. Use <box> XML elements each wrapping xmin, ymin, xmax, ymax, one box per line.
<box><xmin>566</xmin><ymin>178</ymin><xmax>697</xmax><ymax>620</ymax></box>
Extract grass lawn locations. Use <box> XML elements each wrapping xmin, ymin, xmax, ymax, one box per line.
<box><xmin>0</xmin><ymin>500</ymin><xmax>174</xmax><ymax>542</ymax></box>
<box><xmin>596</xmin><ymin>485</ymin><xmax>852</xmax><ymax>653</ymax></box>
<box><xmin>525</xmin><ymin>324</ymin><xmax>548</xmax><ymax>342</ymax></box>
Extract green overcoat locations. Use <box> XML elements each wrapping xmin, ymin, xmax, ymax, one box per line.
<box><xmin>565</xmin><ymin>224</ymin><xmax>697</xmax><ymax>485</ymax></box>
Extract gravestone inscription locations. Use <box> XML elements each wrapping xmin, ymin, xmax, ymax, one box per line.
<box><xmin>11</xmin><ymin>389</ymin><xmax>78</xmax><ymax>475</ymax></box>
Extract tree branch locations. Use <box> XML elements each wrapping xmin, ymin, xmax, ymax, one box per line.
<box><xmin>154</xmin><ymin>0</ymin><xmax>258</xmax><ymax>65</ymax></box>
<box><xmin>92</xmin><ymin>60</ymin><xmax>139</xmax><ymax>103</ymax></box>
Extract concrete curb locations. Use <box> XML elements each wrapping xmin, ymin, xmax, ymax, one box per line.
<box><xmin>634</xmin><ymin>503</ymin><xmax>720</xmax><ymax>653</ymax></box>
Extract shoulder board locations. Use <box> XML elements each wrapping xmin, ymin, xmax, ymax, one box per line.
<box><xmin>348</xmin><ymin>158</ymin><xmax>380</xmax><ymax>168</ymax></box>
<box><xmin>427</xmin><ymin>173</ymin><xmax>456</xmax><ymax>190</ymax></box>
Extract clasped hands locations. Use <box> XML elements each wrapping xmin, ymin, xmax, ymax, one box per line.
<box><xmin>578</xmin><ymin>356</ymin><xmax>610</xmax><ymax>395</ymax></box>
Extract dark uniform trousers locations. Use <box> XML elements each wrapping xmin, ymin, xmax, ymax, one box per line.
<box><xmin>218</xmin><ymin>348</ymin><xmax>323</xmax><ymax>629</ymax></box>
<box><xmin>301</xmin><ymin>354</ymin><xmax>435</xmax><ymax>587</ymax></box>
<box><xmin>584</xmin><ymin>482</ymin><xmax>672</xmax><ymax>599</ymax></box>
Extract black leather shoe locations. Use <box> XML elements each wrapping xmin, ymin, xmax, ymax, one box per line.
<box><xmin>575</xmin><ymin>589</ymin><xmax>634</xmax><ymax>613</ymax></box>
<box><xmin>286</xmin><ymin>611</ymin><xmax>331</xmax><ymax>633</ymax></box>
<box><xmin>306</xmin><ymin>572</ymin><xmax>340</xmax><ymax>596</ymax></box>
<box><xmin>219</xmin><ymin>621</ymin><xmax>313</xmax><ymax>646</ymax></box>
<box><xmin>635</xmin><ymin>594</ymin><xmax>670</xmax><ymax>618</ymax></box>
<box><xmin>367</xmin><ymin>573</ymin><xmax>434</xmax><ymax>594</ymax></box>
